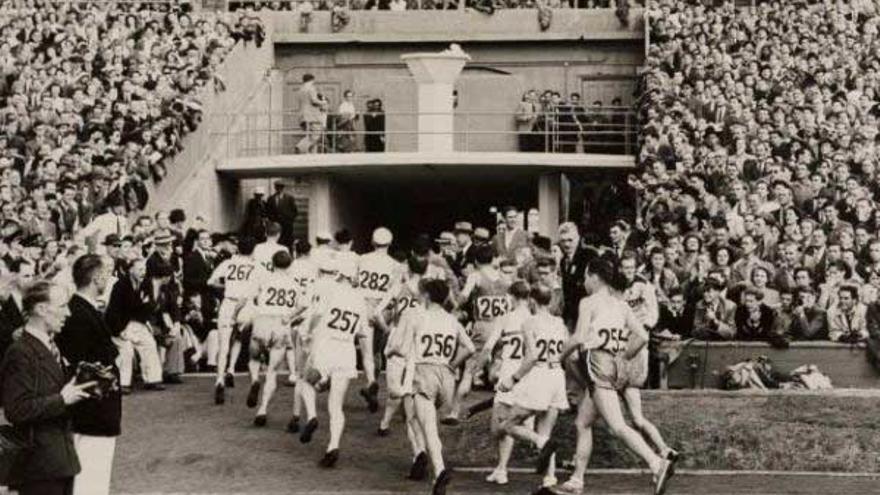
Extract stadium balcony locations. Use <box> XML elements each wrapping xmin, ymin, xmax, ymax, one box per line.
<box><xmin>153</xmin><ymin>4</ymin><xmax>645</xmax><ymax>245</ymax></box>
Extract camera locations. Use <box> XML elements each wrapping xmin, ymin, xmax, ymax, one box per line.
<box><xmin>75</xmin><ymin>362</ymin><xmax>119</xmax><ymax>399</ymax></box>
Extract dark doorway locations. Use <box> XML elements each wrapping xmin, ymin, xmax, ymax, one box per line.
<box><xmin>336</xmin><ymin>167</ymin><xmax>537</xmax><ymax>253</ymax></box>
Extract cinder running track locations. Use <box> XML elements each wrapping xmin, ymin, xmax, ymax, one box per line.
<box><xmin>112</xmin><ymin>377</ymin><xmax>879</xmax><ymax>494</ymax></box>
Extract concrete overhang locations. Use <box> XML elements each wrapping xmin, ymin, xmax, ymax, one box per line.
<box><xmin>216</xmin><ymin>152</ymin><xmax>635</xmax><ymax>179</ymax></box>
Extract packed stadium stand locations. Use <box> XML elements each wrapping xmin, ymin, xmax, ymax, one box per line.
<box><xmin>0</xmin><ymin>0</ymin><xmax>879</xmax><ymax>396</ymax></box>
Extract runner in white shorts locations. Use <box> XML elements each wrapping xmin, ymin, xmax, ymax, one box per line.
<box><xmin>207</xmin><ymin>236</ymin><xmax>265</xmax><ymax>405</ymax></box>
<box><xmin>245</xmin><ymin>250</ymin><xmax>307</xmax><ymax>427</ymax></box>
<box><xmin>368</xmin><ymin>253</ymin><xmax>432</xmax><ymax>479</ymax></box>
<box><xmin>286</xmin><ymin>240</ymin><xmax>318</xmax><ymax>432</ymax></box>
<box><xmin>299</xmin><ymin>255</ymin><xmax>373</xmax><ymax>469</ymax></box>
<box><xmin>407</xmin><ymin>279</ymin><xmax>475</xmax><ymax>495</ymax></box>
<box><xmin>557</xmin><ymin>258</ymin><xmax>674</xmax><ymax>495</ymax></box>
<box><xmin>357</xmin><ymin>227</ymin><xmax>404</xmax><ymax>413</ymax></box>
<box><xmin>496</xmin><ymin>283</ymin><xmax>570</xmax><ymax>488</ymax></box>
<box><xmin>478</xmin><ymin>280</ymin><xmax>531</xmax><ymax>486</ymax></box>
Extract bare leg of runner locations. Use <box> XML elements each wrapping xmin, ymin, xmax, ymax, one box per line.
<box><xmin>622</xmin><ymin>387</ymin><xmax>672</xmax><ymax>456</ymax></box>
<box><xmin>257</xmin><ymin>348</ymin><xmax>285</xmax><ymax>419</ymax></box>
<box><xmin>414</xmin><ymin>394</ymin><xmax>446</xmax><ymax>477</ymax></box>
<box><xmin>593</xmin><ymin>388</ymin><xmax>663</xmax><ymax>472</ymax></box>
<box><xmin>327</xmin><ymin>377</ymin><xmax>350</xmax><ymax>452</ymax></box>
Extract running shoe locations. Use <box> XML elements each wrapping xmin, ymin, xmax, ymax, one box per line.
<box><xmin>246</xmin><ymin>382</ymin><xmax>261</xmax><ymax>408</ymax></box>
<box><xmin>224</xmin><ymin>372</ymin><xmax>235</xmax><ymax>388</ymax></box>
<box><xmin>287</xmin><ymin>416</ymin><xmax>300</xmax><ymax>434</ymax></box>
<box><xmin>360</xmin><ymin>382</ymin><xmax>379</xmax><ymax>413</ymax></box>
<box><xmin>485</xmin><ymin>469</ymin><xmax>508</xmax><ymax>485</ymax></box>
<box><xmin>440</xmin><ymin>416</ymin><xmax>460</xmax><ymax>426</ymax></box>
<box><xmin>408</xmin><ymin>452</ymin><xmax>429</xmax><ymax>481</ymax></box>
<box><xmin>318</xmin><ymin>449</ymin><xmax>339</xmax><ymax>468</ymax></box>
<box><xmin>253</xmin><ymin>415</ymin><xmax>267</xmax><ymax>427</ymax></box>
<box><xmin>535</xmin><ymin>438</ymin><xmax>558</xmax><ymax>474</ymax></box>
<box><xmin>653</xmin><ymin>458</ymin><xmax>674</xmax><ymax>495</ymax></box>
<box><xmin>300</xmin><ymin>417</ymin><xmax>319</xmax><ymax>444</ymax></box>
<box><xmin>214</xmin><ymin>383</ymin><xmax>225</xmax><ymax>405</ymax></box>
<box><xmin>552</xmin><ymin>478</ymin><xmax>584</xmax><ymax>495</ymax></box>
<box><xmin>377</xmin><ymin>427</ymin><xmax>390</xmax><ymax>437</ymax></box>
<box><xmin>432</xmin><ymin>469</ymin><xmax>452</xmax><ymax>495</ymax></box>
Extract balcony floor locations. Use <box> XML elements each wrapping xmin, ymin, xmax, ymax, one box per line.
<box><xmin>216</xmin><ymin>151</ymin><xmax>635</xmax><ymax>178</ymax></box>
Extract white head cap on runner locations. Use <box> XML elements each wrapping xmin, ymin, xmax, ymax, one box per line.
<box><xmin>372</xmin><ymin>227</ymin><xmax>393</xmax><ymax>246</ymax></box>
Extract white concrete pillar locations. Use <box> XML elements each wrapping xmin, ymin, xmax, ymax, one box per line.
<box><xmin>401</xmin><ymin>45</ymin><xmax>470</xmax><ymax>153</ymax></box>
<box><xmin>538</xmin><ymin>173</ymin><xmax>561</xmax><ymax>240</ymax></box>
<box><xmin>308</xmin><ymin>174</ymin><xmax>335</xmax><ymax>243</ymax></box>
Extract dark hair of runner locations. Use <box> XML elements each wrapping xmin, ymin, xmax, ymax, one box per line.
<box><xmin>586</xmin><ymin>258</ymin><xmax>626</xmax><ymax>292</ymax></box>
<box><xmin>474</xmin><ymin>244</ymin><xmax>494</xmax><ymax>265</ymax></box>
<box><xmin>238</xmin><ymin>236</ymin><xmax>256</xmax><ymax>255</ymax></box>
<box><xmin>407</xmin><ymin>254</ymin><xmax>429</xmax><ymax>275</ymax></box>
<box><xmin>421</xmin><ymin>279</ymin><xmax>450</xmax><ymax>305</ymax></box>
<box><xmin>508</xmin><ymin>279</ymin><xmax>530</xmax><ymax>300</ymax></box>
<box><xmin>272</xmin><ymin>250</ymin><xmax>292</xmax><ymax>269</ymax></box>
<box><xmin>530</xmin><ymin>283</ymin><xmax>553</xmax><ymax>306</ymax></box>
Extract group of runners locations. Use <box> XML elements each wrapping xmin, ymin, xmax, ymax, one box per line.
<box><xmin>202</xmin><ymin>224</ymin><xmax>678</xmax><ymax>495</ymax></box>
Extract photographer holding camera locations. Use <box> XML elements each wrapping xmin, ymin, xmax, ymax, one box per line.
<box><xmin>0</xmin><ymin>281</ymin><xmax>95</xmax><ymax>495</ymax></box>
<box><xmin>57</xmin><ymin>254</ymin><xmax>121</xmax><ymax>495</ymax></box>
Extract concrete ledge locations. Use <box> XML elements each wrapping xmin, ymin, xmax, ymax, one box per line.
<box><xmin>267</xmin><ymin>8</ymin><xmax>645</xmax><ymax>43</ymax></box>
<box><xmin>216</xmin><ymin>151</ymin><xmax>635</xmax><ymax>177</ymax></box>
<box><xmin>667</xmin><ymin>340</ymin><xmax>879</xmax><ymax>389</ymax></box>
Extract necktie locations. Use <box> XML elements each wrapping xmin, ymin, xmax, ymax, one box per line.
<box><xmin>48</xmin><ymin>339</ymin><xmax>61</xmax><ymax>366</ymax></box>
<box><xmin>116</xmin><ymin>215</ymin><xmax>122</xmax><ymax>235</ymax></box>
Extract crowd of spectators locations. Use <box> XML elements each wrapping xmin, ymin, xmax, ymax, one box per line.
<box><xmin>633</xmin><ymin>0</ymin><xmax>880</xmax><ymax>348</ymax></box>
<box><xmin>0</xmin><ymin>0</ymin><xmax>269</xmax><ymax>385</ymax></box>
<box><xmin>0</xmin><ymin>0</ymin><xmax>264</xmax><ymax>259</ymax></box>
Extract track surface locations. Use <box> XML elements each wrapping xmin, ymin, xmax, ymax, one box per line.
<box><xmin>112</xmin><ymin>376</ymin><xmax>880</xmax><ymax>494</ymax></box>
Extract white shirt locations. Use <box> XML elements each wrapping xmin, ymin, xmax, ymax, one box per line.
<box><xmin>253</xmin><ymin>240</ymin><xmax>288</xmax><ymax>272</ymax></box>
<box><xmin>76</xmin><ymin>212</ymin><xmax>129</xmax><ymax>244</ymax></box>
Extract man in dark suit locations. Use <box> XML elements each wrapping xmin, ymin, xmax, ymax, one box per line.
<box><xmin>0</xmin><ymin>259</ymin><xmax>32</xmax><ymax>359</ymax></box>
<box><xmin>0</xmin><ymin>281</ymin><xmax>93</xmax><ymax>495</ymax></box>
<box><xmin>363</xmin><ymin>99</ymin><xmax>386</xmax><ymax>152</ymax></box>
<box><xmin>558</xmin><ymin>222</ymin><xmax>598</xmax><ymax>329</ymax></box>
<box><xmin>57</xmin><ymin>254</ymin><xmax>121</xmax><ymax>495</ymax></box>
<box><xmin>241</xmin><ymin>187</ymin><xmax>268</xmax><ymax>242</ymax></box>
<box><xmin>265</xmin><ymin>181</ymin><xmax>298</xmax><ymax>248</ymax></box>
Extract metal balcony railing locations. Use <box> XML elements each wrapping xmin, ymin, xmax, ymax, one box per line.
<box><xmin>207</xmin><ymin>107</ymin><xmax>638</xmax><ymax>158</ymax></box>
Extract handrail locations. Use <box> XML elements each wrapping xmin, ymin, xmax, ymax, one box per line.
<box><xmin>207</xmin><ymin>106</ymin><xmax>636</xmax><ymax>117</ymax></box>
<box><xmin>211</xmin><ymin>107</ymin><xmax>639</xmax><ymax>156</ymax></box>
